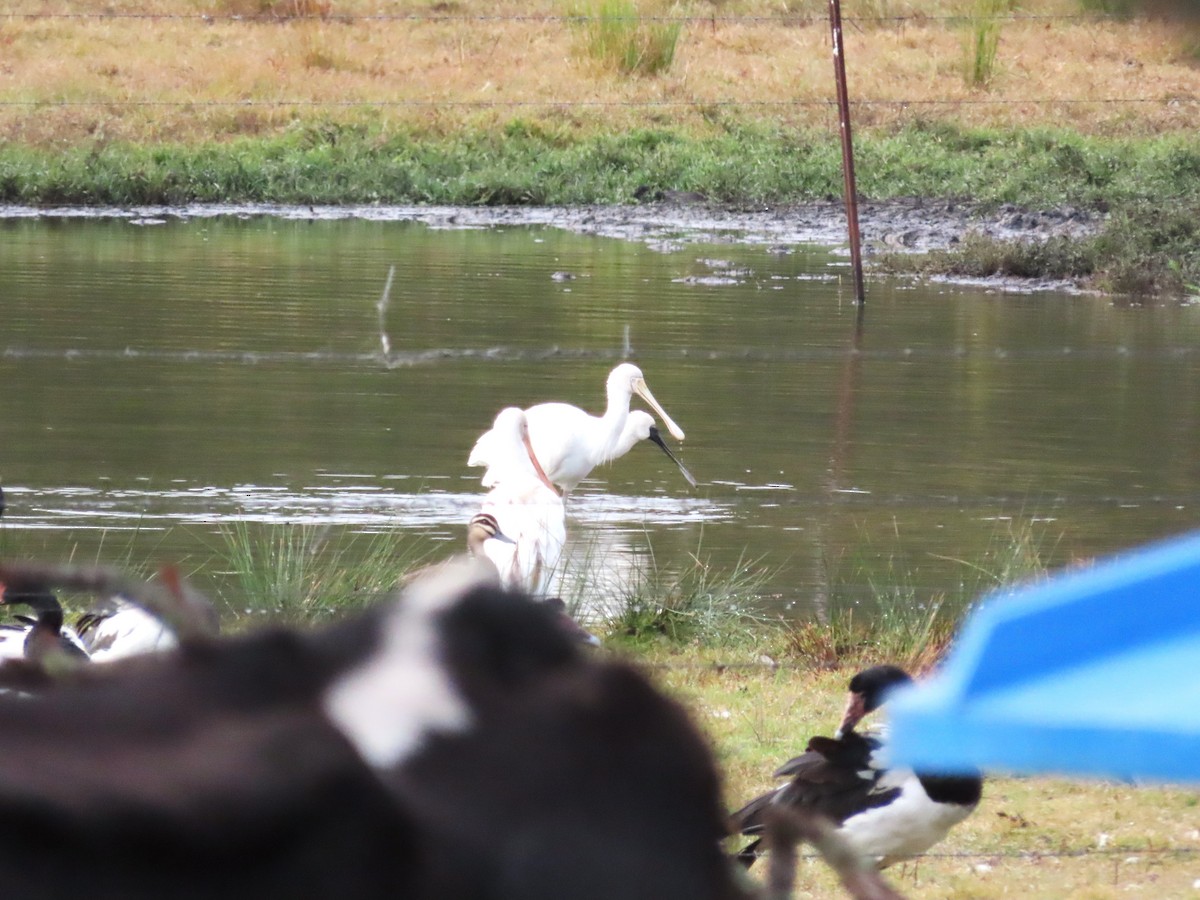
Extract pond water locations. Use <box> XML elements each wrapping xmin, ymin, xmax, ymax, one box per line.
<box><xmin>2</xmin><ymin>208</ymin><xmax>1198</xmax><ymax>622</ymax></box>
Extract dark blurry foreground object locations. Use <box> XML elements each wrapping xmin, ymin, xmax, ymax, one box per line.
<box><xmin>0</xmin><ymin>560</ymin><xmax>745</xmax><ymax>900</ymax></box>
<box><xmin>732</xmin><ymin>666</ymin><xmax>981</xmax><ymax>870</ymax></box>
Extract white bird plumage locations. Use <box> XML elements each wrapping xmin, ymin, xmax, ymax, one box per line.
<box><xmin>468</xmin><ymin>363</ymin><xmax>689</xmax><ymax>494</ymax></box>
<box><xmin>77</xmin><ymin>601</ymin><xmax>179</xmax><ymax>663</ymax></box>
<box><xmin>475</xmin><ymin>407</ymin><xmax>567</xmax><ymax>597</ymax></box>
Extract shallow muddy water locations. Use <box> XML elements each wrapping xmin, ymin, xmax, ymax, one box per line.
<box><xmin>1</xmin><ymin>206</ymin><xmax>1198</xmax><ymax>621</ymax></box>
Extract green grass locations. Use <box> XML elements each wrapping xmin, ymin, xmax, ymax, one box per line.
<box><xmin>217</xmin><ymin>522</ymin><xmax>431</xmax><ymax>626</ymax></box>
<box><xmin>2</xmin><ymin>122</ymin><xmax>1197</xmax><ymax>210</ymax></box>
<box><xmin>1076</xmin><ymin>0</ymin><xmax>1138</xmax><ymax>16</ymax></box>
<box><xmin>209</xmin><ymin>515</ymin><xmax>1058</xmax><ymax>670</ymax></box>
<box><xmin>568</xmin><ymin>0</ymin><xmax>682</xmax><ymax>76</ymax></box>
<box><xmin>963</xmin><ymin>0</ymin><xmax>1006</xmax><ymax>88</ymax></box>
<box><xmin>769</xmin><ymin>517</ymin><xmax>1054</xmax><ymax>672</ymax></box>
<box><xmin>602</xmin><ymin>545</ymin><xmax>777</xmax><ymax>648</ymax></box>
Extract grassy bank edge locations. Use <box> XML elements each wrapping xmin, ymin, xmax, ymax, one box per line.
<box><xmin>3</xmin><ymin>121</ymin><xmax>1198</xmax><ymax>296</ymax></box>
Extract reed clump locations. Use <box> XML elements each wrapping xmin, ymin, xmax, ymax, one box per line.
<box><xmin>604</xmin><ymin>548</ymin><xmax>777</xmax><ymax>647</ymax></box>
<box><xmin>218</xmin><ymin>522</ymin><xmax>431</xmax><ymax>624</ymax></box>
<box><xmin>568</xmin><ymin>0</ymin><xmax>683</xmax><ymax>76</ymax></box>
<box><xmin>963</xmin><ymin>0</ymin><xmax>1010</xmax><ymax>87</ymax></box>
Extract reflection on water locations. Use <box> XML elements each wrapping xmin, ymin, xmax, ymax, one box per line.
<box><xmin>1</xmin><ymin>209</ymin><xmax>1198</xmax><ymax>620</ymax></box>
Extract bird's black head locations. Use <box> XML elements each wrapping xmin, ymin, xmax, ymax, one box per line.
<box><xmin>838</xmin><ymin>665</ymin><xmax>913</xmax><ymax>736</ymax></box>
<box><xmin>0</xmin><ymin>581</ymin><xmax>62</xmax><ymax>616</ymax></box>
<box><xmin>849</xmin><ymin>665</ymin><xmax>913</xmax><ymax>714</ymax></box>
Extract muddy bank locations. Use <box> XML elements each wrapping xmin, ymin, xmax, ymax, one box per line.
<box><xmin>0</xmin><ymin>198</ymin><xmax>1101</xmax><ymax>256</ymax></box>
<box><xmin>2</xmin><ymin>198</ymin><xmax>1114</xmax><ymax>293</ymax></box>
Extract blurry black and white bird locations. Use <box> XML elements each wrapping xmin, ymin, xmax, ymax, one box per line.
<box><xmin>76</xmin><ymin>595</ymin><xmax>179</xmax><ymax>663</ymax></box>
<box><xmin>731</xmin><ymin>665</ymin><xmax>982</xmax><ymax>870</ymax></box>
<box><xmin>0</xmin><ymin>581</ymin><xmax>91</xmax><ymax>665</ymax></box>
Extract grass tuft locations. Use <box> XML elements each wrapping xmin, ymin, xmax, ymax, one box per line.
<box><xmin>568</xmin><ymin>0</ymin><xmax>683</xmax><ymax>76</ymax></box>
<box><xmin>213</xmin><ymin>0</ymin><xmax>333</xmax><ymax>18</ymax></box>
<box><xmin>604</xmin><ymin>546</ymin><xmax>777</xmax><ymax>648</ymax></box>
<box><xmin>217</xmin><ymin>522</ymin><xmax>430</xmax><ymax>625</ymax></box>
<box><xmin>963</xmin><ymin>0</ymin><xmax>1007</xmax><ymax>87</ymax></box>
<box><xmin>1076</xmin><ymin>0</ymin><xmax>1138</xmax><ymax>16</ymax></box>
<box><xmin>774</xmin><ymin>517</ymin><xmax>1053</xmax><ymax>673</ymax></box>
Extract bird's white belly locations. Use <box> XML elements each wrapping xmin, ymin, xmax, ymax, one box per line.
<box><xmin>840</xmin><ymin>780</ymin><xmax>974</xmax><ymax>865</ymax></box>
<box><xmin>0</xmin><ymin>630</ymin><xmax>26</xmax><ymax>662</ymax></box>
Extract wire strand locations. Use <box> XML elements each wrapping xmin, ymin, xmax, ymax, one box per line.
<box><xmin>0</xmin><ymin>97</ymin><xmax>1191</xmax><ymax>109</ymax></box>
<box><xmin>0</xmin><ymin>10</ymin><xmax>1136</xmax><ymax>24</ymax></box>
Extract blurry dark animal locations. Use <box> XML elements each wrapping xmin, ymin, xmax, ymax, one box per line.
<box><xmin>731</xmin><ymin>665</ymin><xmax>982</xmax><ymax>870</ymax></box>
<box><xmin>541</xmin><ymin>596</ymin><xmax>601</xmax><ymax>647</ymax></box>
<box><xmin>0</xmin><ymin>561</ymin><xmax>746</xmax><ymax>900</ymax></box>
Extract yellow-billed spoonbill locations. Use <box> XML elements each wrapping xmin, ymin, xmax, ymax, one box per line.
<box><xmin>468</xmin><ymin>363</ymin><xmax>687</xmax><ymax>494</ymax></box>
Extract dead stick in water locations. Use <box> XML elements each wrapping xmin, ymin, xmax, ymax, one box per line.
<box><xmin>376</xmin><ymin>264</ymin><xmax>396</xmax><ymax>361</ymax></box>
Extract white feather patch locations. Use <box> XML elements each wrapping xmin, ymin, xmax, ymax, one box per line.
<box><xmin>841</xmin><ymin>772</ymin><xmax>975</xmax><ymax>865</ymax></box>
<box><xmin>322</xmin><ymin>560</ymin><xmax>485</xmax><ymax>768</ymax></box>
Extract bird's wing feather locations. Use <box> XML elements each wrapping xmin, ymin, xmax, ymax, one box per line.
<box><xmin>733</xmin><ymin>732</ymin><xmax>897</xmax><ymax>833</ymax></box>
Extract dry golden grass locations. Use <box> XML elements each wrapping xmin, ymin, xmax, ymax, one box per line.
<box><xmin>1</xmin><ymin>0</ymin><xmax>1198</xmax><ymax>144</ymax></box>
<box><xmin>634</xmin><ymin>650</ymin><xmax>1200</xmax><ymax>900</ymax></box>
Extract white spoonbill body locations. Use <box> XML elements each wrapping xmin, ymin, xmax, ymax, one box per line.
<box><xmin>468</xmin><ymin>363</ymin><xmax>687</xmax><ymax>494</ymax></box>
<box><xmin>475</xmin><ymin>407</ymin><xmax>567</xmax><ymax>597</ymax></box>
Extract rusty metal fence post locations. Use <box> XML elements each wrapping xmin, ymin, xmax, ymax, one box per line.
<box><xmin>828</xmin><ymin>0</ymin><xmax>866</xmax><ymax>307</ymax></box>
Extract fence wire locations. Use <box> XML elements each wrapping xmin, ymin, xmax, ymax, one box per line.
<box><xmin>0</xmin><ymin>10</ymin><xmax>1144</xmax><ymax>23</ymax></box>
<box><xmin>1</xmin><ymin>97</ymin><xmax>1191</xmax><ymax>110</ymax></box>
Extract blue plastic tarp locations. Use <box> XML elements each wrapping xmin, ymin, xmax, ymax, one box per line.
<box><xmin>888</xmin><ymin>529</ymin><xmax>1200</xmax><ymax>784</ymax></box>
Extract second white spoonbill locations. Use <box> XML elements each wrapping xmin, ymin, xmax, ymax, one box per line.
<box><xmin>612</xmin><ymin>411</ymin><xmax>697</xmax><ymax>488</ymax></box>
<box><xmin>468</xmin><ymin>363</ymin><xmax>687</xmax><ymax>494</ymax></box>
